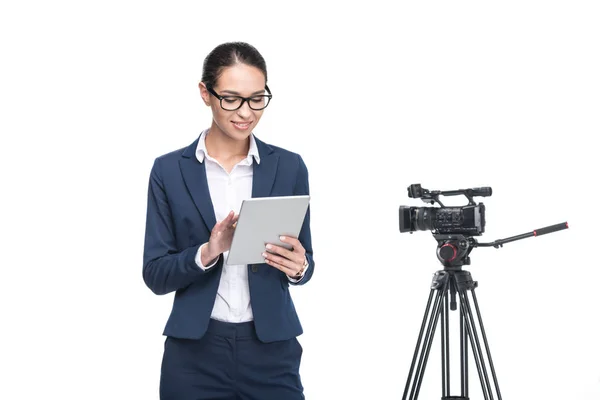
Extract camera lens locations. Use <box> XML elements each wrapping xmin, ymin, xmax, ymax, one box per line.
<box><xmin>415</xmin><ymin>207</ymin><xmax>436</xmax><ymax>231</ymax></box>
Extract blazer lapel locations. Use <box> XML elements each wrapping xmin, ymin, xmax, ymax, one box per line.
<box><xmin>177</xmin><ymin>135</ymin><xmax>278</xmax><ymax>232</ymax></box>
<box><xmin>179</xmin><ymin>138</ymin><xmax>217</xmax><ymax>231</ymax></box>
<box><xmin>252</xmin><ymin>137</ymin><xmax>279</xmax><ymax>198</ymax></box>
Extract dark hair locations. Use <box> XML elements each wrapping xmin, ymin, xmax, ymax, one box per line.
<box><xmin>201</xmin><ymin>42</ymin><xmax>268</xmax><ymax>88</ymax></box>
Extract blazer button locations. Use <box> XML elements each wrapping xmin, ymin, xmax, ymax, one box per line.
<box><xmin>251</xmin><ymin>265</ymin><xmax>258</xmax><ymax>273</ymax></box>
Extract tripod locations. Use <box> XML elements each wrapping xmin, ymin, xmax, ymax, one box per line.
<box><xmin>402</xmin><ymin>266</ymin><xmax>499</xmax><ymax>400</ymax></box>
<box><xmin>402</xmin><ymin>223</ymin><xmax>568</xmax><ymax>400</ymax></box>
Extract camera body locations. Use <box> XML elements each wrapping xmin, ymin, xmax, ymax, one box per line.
<box><xmin>399</xmin><ymin>204</ymin><xmax>485</xmax><ymax>235</ymax></box>
<box><xmin>399</xmin><ymin>184</ymin><xmax>491</xmax><ymax>236</ymax></box>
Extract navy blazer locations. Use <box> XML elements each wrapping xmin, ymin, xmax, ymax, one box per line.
<box><xmin>142</xmin><ymin>135</ymin><xmax>314</xmax><ymax>343</ymax></box>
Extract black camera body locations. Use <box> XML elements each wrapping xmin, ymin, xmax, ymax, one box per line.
<box><xmin>400</xmin><ymin>204</ymin><xmax>486</xmax><ymax>235</ymax></box>
<box><xmin>399</xmin><ymin>184</ymin><xmax>491</xmax><ymax>236</ymax></box>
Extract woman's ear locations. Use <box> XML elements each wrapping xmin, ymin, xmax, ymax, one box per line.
<box><xmin>199</xmin><ymin>82</ymin><xmax>210</xmax><ymax>106</ymax></box>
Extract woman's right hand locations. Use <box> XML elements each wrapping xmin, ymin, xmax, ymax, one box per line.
<box><xmin>201</xmin><ymin>211</ymin><xmax>239</xmax><ymax>265</ymax></box>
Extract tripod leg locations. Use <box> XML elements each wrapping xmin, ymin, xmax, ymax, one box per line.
<box><xmin>458</xmin><ymin>289</ymin><xmax>494</xmax><ymax>400</ymax></box>
<box><xmin>403</xmin><ymin>272</ymin><xmax>449</xmax><ymax>400</ymax></box>
<box><xmin>460</xmin><ymin>306</ymin><xmax>469</xmax><ymax>398</ymax></box>
<box><xmin>402</xmin><ymin>289</ymin><xmax>435</xmax><ymax>400</ymax></box>
<box><xmin>441</xmin><ymin>292</ymin><xmax>450</xmax><ymax>397</ymax></box>
<box><xmin>412</xmin><ymin>288</ymin><xmax>446</xmax><ymax>400</ymax></box>
<box><xmin>402</xmin><ymin>288</ymin><xmax>436</xmax><ymax>400</ymax></box>
<box><xmin>471</xmin><ymin>289</ymin><xmax>503</xmax><ymax>400</ymax></box>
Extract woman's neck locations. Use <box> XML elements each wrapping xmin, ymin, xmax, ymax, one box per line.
<box><xmin>205</xmin><ymin>124</ymin><xmax>250</xmax><ymax>161</ymax></box>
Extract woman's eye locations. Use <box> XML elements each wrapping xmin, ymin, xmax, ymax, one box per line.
<box><xmin>223</xmin><ymin>98</ymin><xmax>239</xmax><ymax>104</ymax></box>
<box><xmin>250</xmin><ymin>97</ymin><xmax>264</xmax><ymax>103</ymax></box>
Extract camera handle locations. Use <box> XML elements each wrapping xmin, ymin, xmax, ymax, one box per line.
<box><xmin>433</xmin><ymin>222</ymin><xmax>569</xmax><ymax>267</ymax></box>
<box><xmin>476</xmin><ymin>222</ymin><xmax>568</xmax><ymax>248</ymax></box>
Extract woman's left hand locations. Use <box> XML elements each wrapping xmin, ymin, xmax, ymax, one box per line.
<box><xmin>262</xmin><ymin>236</ymin><xmax>307</xmax><ymax>278</ymax></box>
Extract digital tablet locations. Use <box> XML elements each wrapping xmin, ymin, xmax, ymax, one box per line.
<box><xmin>226</xmin><ymin>195</ymin><xmax>310</xmax><ymax>265</ymax></box>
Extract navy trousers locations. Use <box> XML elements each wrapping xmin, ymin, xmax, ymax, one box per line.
<box><xmin>160</xmin><ymin>319</ymin><xmax>304</xmax><ymax>400</ymax></box>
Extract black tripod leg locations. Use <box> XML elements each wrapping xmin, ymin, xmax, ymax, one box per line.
<box><xmin>402</xmin><ymin>289</ymin><xmax>436</xmax><ymax>400</ymax></box>
<box><xmin>460</xmin><ymin>306</ymin><xmax>468</xmax><ymax>398</ymax></box>
<box><xmin>441</xmin><ymin>292</ymin><xmax>450</xmax><ymax>397</ymax></box>
<box><xmin>471</xmin><ymin>289</ymin><xmax>503</xmax><ymax>400</ymax></box>
<box><xmin>403</xmin><ymin>273</ymin><xmax>449</xmax><ymax>400</ymax></box>
<box><xmin>412</xmin><ymin>287</ymin><xmax>446</xmax><ymax>400</ymax></box>
<box><xmin>459</xmin><ymin>289</ymin><xmax>494</xmax><ymax>400</ymax></box>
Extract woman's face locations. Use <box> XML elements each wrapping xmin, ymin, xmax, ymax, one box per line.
<box><xmin>200</xmin><ymin>63</ymin><xmax>267</xmax><ymax>142</ymax></box>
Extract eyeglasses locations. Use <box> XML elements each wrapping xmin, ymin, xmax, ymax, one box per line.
<box><xmin>206</xmin><ymin>85</ymin><xmax>273</xmax><ymax>111</ymax></box>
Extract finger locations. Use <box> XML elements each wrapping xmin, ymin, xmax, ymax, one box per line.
<box><xmin>279</xmin><ymin>236</ymin><xmax>304</xmax><ymax>253</ymax></box>
<box><xmin>216</xmin><ymin>211</ymin><xmax>235</xmax><ymax>232</ymax></box>
<box><xmin>262</xmin><ymin>251</ymin><xmax>302</xmax><ymax>272</ymax></box>
<box><xmin>263</xmin><ymin>256</ymin><xmax>299</xmax><ymax>277</ymax></box>
<box><xmin>227</xmin><ymin>214</ymin><xmax>239</xmax><ymax>230</ymax></box>
<box><xmin>265</xmin><ymin>244</ymin><xmax>303</xmax><ymax>265</ymax></box>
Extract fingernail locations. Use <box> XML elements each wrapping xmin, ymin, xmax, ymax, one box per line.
<box><xmin>266</xmin><ymin>244</ymin><xmax>272</xmax><ymax>249</ymax></box>
<box><xmin>280</xmin><ymin>236</ymin><xmax>285</xmax><ymax>241</ymax></box>
<box><xmin>262</xmin><ymin>252</ymin><xmax>267</xmax><ymax>257</ymax></box>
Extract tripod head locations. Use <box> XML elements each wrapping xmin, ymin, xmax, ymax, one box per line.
<box><xmin>434</xmin><ymin>222</ymin><xmax>569</xmax><ymax>269</ymax></box>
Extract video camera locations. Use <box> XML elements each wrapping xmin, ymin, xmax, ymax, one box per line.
<box><xmin>398</xmin><ymin>183</ymin><xmax>568</xmax><ymax>400</ymax></box>
<box><xmin>399</xmin><ymin>183</ymin><xmax>492</xmax><ymax>236</ymax></box>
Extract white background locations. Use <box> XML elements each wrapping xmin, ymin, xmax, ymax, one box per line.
<box><xmin>1</xmin><ymin>1</ymin><xmax>599</xmax><ymax>399</ymax></box>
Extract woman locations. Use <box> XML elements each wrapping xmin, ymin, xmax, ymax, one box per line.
<box><xmin>142</xmin><ymin>42</ymin><xmax>314</xmax><ymax>400</ymax></box>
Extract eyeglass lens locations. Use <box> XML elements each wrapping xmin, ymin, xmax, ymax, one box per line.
<box><xmin>221</xmin><ymin>96</ymin><xmax>270</xmax><ymax>111</ymax></box>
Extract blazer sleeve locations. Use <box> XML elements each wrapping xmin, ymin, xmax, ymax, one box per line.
<box><xmin>142</xmin><ymin>158</ymin><xmax>221</xmax><ymax>295</ymax></box>
<box><xmin>291</xmin><ymin>154</ymin><xmax>315</xmax><ymax>286</ymax></box>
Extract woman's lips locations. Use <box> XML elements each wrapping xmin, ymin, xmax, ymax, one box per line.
<box><xmin>232</xmin><ymin>121</ymin><xmax>252</xmax><ymax>130</ymax></box>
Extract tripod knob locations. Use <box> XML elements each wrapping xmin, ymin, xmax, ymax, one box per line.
<box><xmin>439</xmin><ymin>243</ymin><xmax>457</xmax><ymax>262</ymax></box>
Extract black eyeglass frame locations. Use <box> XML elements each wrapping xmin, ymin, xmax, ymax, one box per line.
<box><xmin>206</xmin><ymin>85</ymin><xmax>273</xmax><ymax>111</ymax></box>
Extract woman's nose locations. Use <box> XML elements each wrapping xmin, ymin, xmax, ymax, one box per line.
<box><xmin>236</xmin><ymin>100</ymin><xmax>252</xmax><ymax>118</ymax></box>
